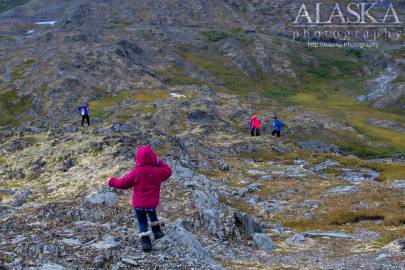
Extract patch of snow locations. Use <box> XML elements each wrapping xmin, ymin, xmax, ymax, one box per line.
<box><xmin>170</xmin><ymin>93</ymin><xmax>186</xmax><ymax>98</ymax></box>
<box><xmin>304</xmin><ymin>232</ymin><xmax>353</xmax><ymax>239</ymax></box>
<box><xmin>35</xmin><ymin>20</ymin><xmax>57</xmax><ymax>26</ymax></box>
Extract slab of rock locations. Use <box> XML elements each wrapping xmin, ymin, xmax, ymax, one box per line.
<box><xmin>259</xmin><ymin>175</ymin><xmax>273</xmax><ymax>181</ymax></box>
<box><xmin>246</xmin><ymin>183</ymin><xmax>262</xmax><ymax>192</ymax></box>
<box><xmin>340</xmin><ymin>168</ymin><xmax>380</xmax><ymax>183</ymax></box>
<box><xmin>218</xmin><ymin>160</ymin><xmax>230</xmax><ymax>171</ymax></box>
<box><xmin>122</xmin><ymin>257</ymin><xmax>140</xmax><ymax>266</ymax></box>
<box><xmin>313</xmin><ymin>159</ymin><xmax>339</xmax><ymax>172</ymax></box>
<box><xmin>96</xmin><ymin>127</ymin><xmax>114</xmax><ymax>135</ymax></box>
<box><xmin>389</xmin><ymin>180</ymin><xmax>405</xmax><ymax>190</ymax></box>
<box><xmin>234</xmin><ymin>211</ymin><xmax>262</xmax><ymax>235</ymax></box>
<box><xmin>168</xmin><ymin>160</ymin><xmax>237</xmax><ymax>239</ymax></box>
<box><xmin>62</xmin><ymin>125</ymin><xmax>79</xmax><ymax>133</ymax></box>
<box><xmin>252</xmin><ymin>233</ymin><xmax>277</xmax><ymax>251</ymax></box>
<box><xmin>258</xmin><ymin>200</ymin><xmax>287</xmax><ymax>214</ymax></box>
<box><xmin>384</xmin><ymin>238</ymin><xmax>405</xmax><ymax>253</ymax></box>
<box><xmin>83</xmin><ymin>191</ymin><xmax>117</xmax><ymax>207</ymax></box>
<box><xmin>41</xmin><ymin>263</ymin><xmax>68</xmax><ymax>270</ymax></box>
<box><xmin>270</xmin><ymin>164</ymin><xmax>309</xmax><ymax>178</ymax></box>
<box><xmin>304</xmin><ymin>232</ymin><xmax>353</xmax><ymax>239</ymax></box>
<box><xmin>0</xmin><ymin>188</ymin><xmax>15</xmax><ymax>195</ymax></box>
<box><xmin>62</xmin><ymin>153</ymin><xmax>76</xmax><ymax>172</ymax></box>
<box><xmin>111</xmin><ymin>123</ymin><xmax>132</xmax><ymax>133</ymax></box>
<box><xmin>91</xmin><ymin>235</ymin><xmax>120</xmax><ymax>250</ymax></box>
<box><xmin>62</xmin><ymin>238</ymin><xmax>82</xmax><ymax>247</ymax></box>
<box><xmin>392</xmin><ymin>153</ymin><xmax>405</xmax><ymax>163</ymax></box>
<box><xmin>247</xmin><ymin>169</ymin><xmax>268</xmax><ymax>175</ymax></box>
<box><xmin>368</xmin><ymin>118</ymin><xmax>405</xmax><ymax>133</ymax></box>
<box><xmin>12</xmin><ymin>189</ymin><xmax>31</xmax><ymax>207</ymax></box>
<box><xmin>297</xmin><ymin>140</ymin><xmax>339</xmax><ymax>153</ymax></box>
<box><xmin>285</xmin><ymin>233</ymin><xmax>306</xmax><ymax>245</ymax></box>
<box><xmin>298</xmin><ymin>199</ymin><xmax>319</xmax><ymax>209</ymax></box>
<box><xmin>327</xmin><ymin>186</ymin><xmax>360</xmax><ymax>194</ymax></box>
<box><xmin>31</xmin><ymin>157</ymin><xmax>45</xmax><ymax>179</ymax></box>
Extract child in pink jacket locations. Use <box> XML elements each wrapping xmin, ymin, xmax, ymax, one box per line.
<box><xmin>107</xmin><ymin>145</ymin><xmax>172</xmax><ymax>252</ymax></box>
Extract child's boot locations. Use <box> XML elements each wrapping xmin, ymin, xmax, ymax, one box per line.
<box><xmin>139</xmin><ymin>232</ymin><xmax>152</xmax><ymax>252</ymax></box>
<box><xmin>151</xmin><ymin>221</ymin><xmax>165</xmax><ymax>240</ymax></box>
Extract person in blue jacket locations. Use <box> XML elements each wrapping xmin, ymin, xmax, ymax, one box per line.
<box><xmin>78</xmin><ymin>102</ymin><xmax>90</xmax><ymax>126</ymax></box>
<box><xmin>271</xmin><ymin>116</ymin><xmax>284</xmax><ymax>137</ymax></box>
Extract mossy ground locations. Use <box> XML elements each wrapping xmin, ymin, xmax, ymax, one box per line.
<box><xmin>0</xmin><ymin>88</ymin><xmax>33</xmax><ymax>126</ymax></box>
<box><xmin>89</xmin><ymin>88</ymin><xmax>168</xmax><ymax>121</ymax></box>
<box><xmin>203</xmin><ymin>139</ymin><xmax>405</xmax><ymax>254</ymax></box>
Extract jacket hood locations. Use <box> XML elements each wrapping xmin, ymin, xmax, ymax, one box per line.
<box><xmin>135</xmin><ymin>145</ymin><xmax>158</xmax><ymax>167</ymax></box>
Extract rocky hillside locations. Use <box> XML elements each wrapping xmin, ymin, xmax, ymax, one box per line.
<box><xmin>0</xmin><ymin>0</ymin><xmax>405</xmax><ymax>269</ymax></box>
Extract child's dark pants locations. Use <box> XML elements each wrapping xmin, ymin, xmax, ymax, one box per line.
<box><xmin>81</xmin><ymin>115</ymin><xmax>90</xmax><ymax>126</ymax></box>
<box><xmin>135</xmin><ymin>208</ymin><xmax>158</xmax><ymax>233</ymax></box>
<box><xmin>271</xmin><ymin>130</ymin><xmax>281</xmax><ymax>137</ymax></box>
<box><xmin>251</xmin><ymin>128</ymin><xmax>260</xmax><ymax>136</ymax></box>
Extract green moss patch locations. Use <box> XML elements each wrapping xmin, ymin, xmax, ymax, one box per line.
<box><xmin>0</xmin><ymin>89</ymin><xmax>32</xmax><ymax>126</ymax></box>
<box><xmin>11</xmin><ymin>59</ymin><xmax>35</xmax><ymax>80</ymax></box>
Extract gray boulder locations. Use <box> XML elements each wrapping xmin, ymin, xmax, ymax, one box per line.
<box><xmin>304</xmin><ymin>232</ymin><xmax>353</xmax><ymax>239</ymax></box>
<box><xmin>62</xmin><ymin>153</ymin><xmax>76</xmax><ymax>172</ymax></box>
<box><xmin>111</xmin><ymin>123</ymin><xmax>132</xmax><ymax>133</ymax></box>
<box><xmin>218</xmin><ymin>160</ymin><xmax>230</xmax><ymax>171</ymax></box>
<box><xmin>158</xmin><ymin>221</ymin><xmax>224</xmax><ymax>270</ymax></box>
<box><xmin>259</xmin><ymin>175</ymin><xmax>273</xmax><ymax>181</ymax></box>
<box><xmin>83</xmin><ymin>191</ymin><xmax>117</xmax><ymax>207</ymax></box>
<box><xmin>339</xmin><ymin>168</ymin><xmax>380</xmax><ymax>183</ymax></box>
<box><xmin>313</xmin><ymin>159</ymin><xmax>339</xmax><ymax>172</ymax></box>
<box><xmin>285</xmin><ymin>233</ymin><xmax>306</xmax><ymax>245</ymax></box>
<box><xmin>12</xmin><ymin>189</ymin><xmax>31</xmax><ymax>207</ymax></box>
<box><xmin>368</xmin><ymin>118</ymin><xmax>405</xmax><ymax>133</ymax></box>
<box><xmin>327</xmin><ymin>186</ymin><xmax>360</xmax><ymax>194</ymax></box>
<box><xmin>246</xmin><ymin>183</ymin><xmax>262</xmax><ymax>192</ymax></box>
<box><xmin>62</xmin><ymin>125</ymin><xmax>79</xmax><ymax>133</ymax></box>
<box><xmin>392</xmin><ymin>153</ymin><xmax>405</xmax><ymax>163</ymax></box>
<box><xmin>252</xmin><ymin>233</ymin><xmax>277</xmax><ymax>251</ymax></box>
<box><xmin>247</xmin><ymin>169</ymin><xmax>268</xmax><ymax>175</ymax></box>
<box><xmin>234</xmin><ymin>211</ymin><xmax>262</xmax><ymax>235</ymax></box>
<box><xmin>297</xmin><ymin>140</ymin><xmax>339</xmax><ymax>153</ymax></box>
<box><xmin>91</xmin><ymin>235</ymin><xmax>120</xmax><ymax>250</ymax></box>
<box><xmin>31</xmin><ymin>157</ymin><xmax>45</xmax><ymax>179</ymax></box>
<box><xmin>168</xmin><ymin>160</ymin><xmax>237</xmax><ymax>239</ymax></box>
<box><xmin>389</xmin><ymin>180</ymin><xmax>405</xmax><ymax>190</ymax></box>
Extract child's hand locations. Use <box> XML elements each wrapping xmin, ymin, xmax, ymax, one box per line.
<box><xmin>106</xmin><ymin>178</ymin><xmax>111</xmax><ymax>186</ymax></box>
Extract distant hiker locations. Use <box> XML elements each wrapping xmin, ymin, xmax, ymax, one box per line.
<box><xmin>78</xmin><ymin>102</ymin><xmax>90</xmax><ymax>126</ymax></box>
<box><xmin>250</xmin><ymin>114</ymin><xmax>261</xmax><ymax>136</ymax></box>
<box><xmin>107</xmin><ymin>146</ymin><xmax>172</xmax><ymax>252</ymax></box>
<box><xmin>271</xmin><ymin>116</ymin><xmax>284</xmax><ymax>137</ymax></box>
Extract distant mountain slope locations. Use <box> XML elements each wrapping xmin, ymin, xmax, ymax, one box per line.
<box><xmin>0</xmin><ymin>0</ymin><xmax>404</xmax><ymax>157</ymax></box>
<box><xmin>0</xmin><ymin>0</ymin><xmax>29</xmax><ymax>13</ymax></box>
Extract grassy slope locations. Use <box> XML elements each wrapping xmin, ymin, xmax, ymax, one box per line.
<box><xmin>163</xmin><ymin>39</ymin><xmax>405</xmax><ymax>158</ymax></box>
<box><xmin>0</xmin><ymin>89</ymin><xmax>33</xmax><ymax>126</ymax></box>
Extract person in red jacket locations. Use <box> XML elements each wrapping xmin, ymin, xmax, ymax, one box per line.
<box><xmin>107</xmin><ymin>145</ymin><xmax>172</xmax><ymax>252</ymax></box>
<box><xmin>250</xmin><ymin>114</ymin><xmax>261</xmax><ymax>136</ymax></box>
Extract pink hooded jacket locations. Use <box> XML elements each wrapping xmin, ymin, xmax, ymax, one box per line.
<box><xmin>108</xmin><ymin>146</ymin><xmax>172</xmax><ymax>209</ymax></box>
